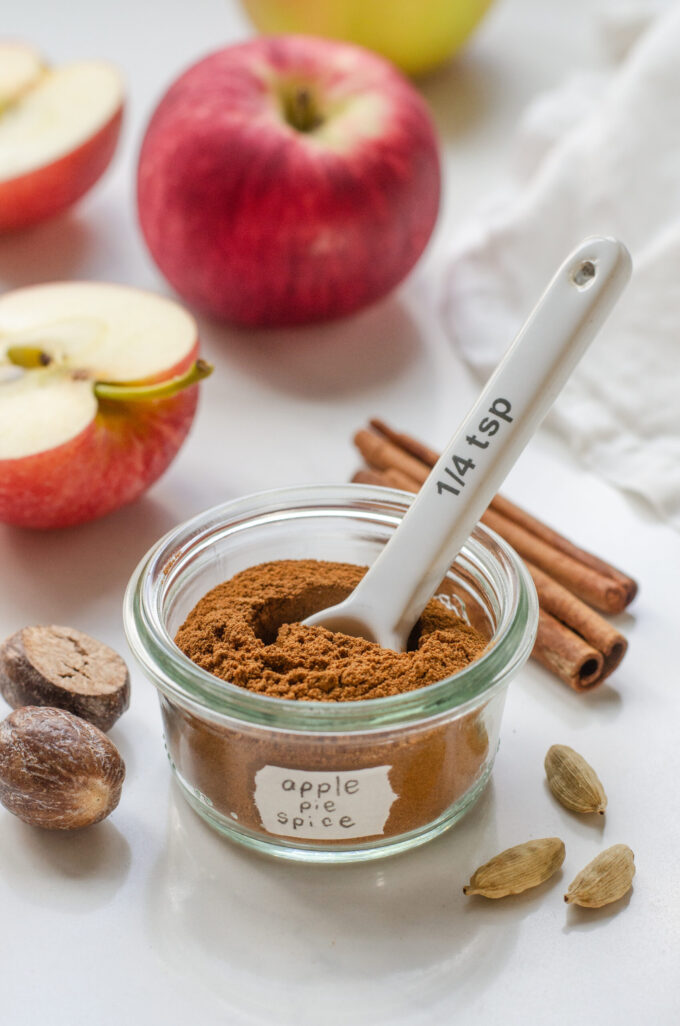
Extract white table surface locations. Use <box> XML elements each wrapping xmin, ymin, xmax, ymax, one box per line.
<box><xmin>2</xmin><ymin>2</ymin><xmax>678</xmax><ymax>1023</ymax></box>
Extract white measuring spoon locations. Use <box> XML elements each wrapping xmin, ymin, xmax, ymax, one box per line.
<box><xmin>305</xmin><ymin>236</ymin><xmax>632</xmax><ymax>651</ymax></box>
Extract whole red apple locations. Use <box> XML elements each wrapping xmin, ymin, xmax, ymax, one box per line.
<box><xmin>0</xmin><ymin>282</ymin><xmax>211</xmax><ymax>529</ymax></box>
<box><xmin>0</xmin><ymin>43</ymin><xmax>124</xmax><ymax>233</ymax></box>
<box><xmin>137</xmin><ymin>35</ymin><xmax>440</xmax><ymax>328</ymax></box>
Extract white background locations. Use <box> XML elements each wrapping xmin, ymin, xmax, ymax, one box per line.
<box><xmin>1</xmin><ymin>1</ymin><xmax>678</xmax><ymax>1024</ymax></box>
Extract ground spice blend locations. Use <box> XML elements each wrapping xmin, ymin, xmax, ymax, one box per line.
<box><xmin>168</xmin><ymin>560</ymin><xmax>492</xmax><ymax>846</ymax></box>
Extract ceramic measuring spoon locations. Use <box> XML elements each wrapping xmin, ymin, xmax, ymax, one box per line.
<box><xmin>305</xmin><ymin>236</ymin><xmax>632</xmax><ymax>651</ymax></box>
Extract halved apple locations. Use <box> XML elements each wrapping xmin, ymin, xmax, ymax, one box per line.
<box><xmin>0</xmin><ymin>282</ymin><xmax>210</xmax><ymax>529</ymax></box>
<box><xmin>0</xmin><ymin>43</ymin><xmax>124</xmax><ymax>232</ymax></box>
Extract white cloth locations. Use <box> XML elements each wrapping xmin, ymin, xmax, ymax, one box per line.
<box><xmin>439</xmin><ymin>2</ymin><xmax>680</xmax><ymax>528</ymax></box>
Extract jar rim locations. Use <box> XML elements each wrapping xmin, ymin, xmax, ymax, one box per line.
<box><xmin>123</xmin><ymin>484</ymin><xmax>538</xmax><ymax>732</ymax></box>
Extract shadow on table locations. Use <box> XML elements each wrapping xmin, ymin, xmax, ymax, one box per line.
<box><xmin>563</xmin><ymin>888</ymin><xmax>633</xmax><ymax>932</ymax></box>
<box><xmin>145</xmin><ymin>779</ymin><xmax>552</xmax><ymax>1024</ymax></box>
<box><xmin>0</xmin><ymin>817</ymin><xmax>131</xmax><ymax>911</ymax></box>
<box><xmin>197</xmin><ymin>292</ymin><xmax>426</xmax><ymax>401</ymax></box>
<box><xmin>0</xmin><ymin>212</ymin><xmax>97</xmax><ymax>290</ymax></box>
<box><xmin>518</xmin><ymin>662</ymin><xmax>625</xmax><ymax>729</ymax></box>
<box><xmin>0</xmin><ymin>495</ymin><xmax>179</xmax><ymax>623</ymax></box>
<box><xmin>540</xmin><ymin>780</ymin><xmax>608</xmax><ymax>843</ymax></box>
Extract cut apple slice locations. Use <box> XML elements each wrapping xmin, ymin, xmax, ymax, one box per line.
<box><xmin>0</xmin><ymin>49</ymin><xmax>124</xmax><ymax>231</ymax></box>
<box><xmin>0</xmin><ymin>283</ymin><xmax>206</xmax><ymax>529</ymax></box>
<box><xmin>0</xmin><ymin>373</ymin><xmax>96</xmax><ymax>461</ymax></box>
<box><xmin>0</xmin><ymin>43</ymin><xmax>45</xmax><ymax>109</ymax></box>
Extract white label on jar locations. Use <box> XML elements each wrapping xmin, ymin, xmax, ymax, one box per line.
<box><xmin>253</xmin><ymin>765</ymin><xmax>398</xmax><ymax>840</ymax></box>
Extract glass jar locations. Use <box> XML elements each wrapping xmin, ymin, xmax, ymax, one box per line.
<box><xmin>124</xmin><ymin>485</ymin><xmax>538</xmax><ymax>863</ymax></box>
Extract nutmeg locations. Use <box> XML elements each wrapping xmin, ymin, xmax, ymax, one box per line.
<box><xmin>0</xmin><ymin>706</ymin><xmax>125</xmax><ymax>829</ymax></box>
<box><xmin>0</xmin><ymin>625</ymin><xmax>130</xmax><ymax>731</ymax></box>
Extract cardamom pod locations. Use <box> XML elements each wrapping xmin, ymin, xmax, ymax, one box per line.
<box><xmin>545</xmin><ymin>744</ymin><xmax>607</xmax><ymax>815</ymax></box>
<box><xmin>565</xmin><ymin>844</ymin><xmax>635</xmax><ymax>908</ymax></box>
<box><xmin>463</xmin><ymin>837</ymin><xmax>566</xmax><ymax>898</ymax></box>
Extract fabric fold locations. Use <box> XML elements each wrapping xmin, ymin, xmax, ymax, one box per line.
<box><xmin>439</xmin><ymin>3</ymin><xmax>680</xmax><ymax>528</ymax></box>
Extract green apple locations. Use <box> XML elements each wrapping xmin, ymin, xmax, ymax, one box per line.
<box><xmin>239</xmin><ymin>0</ymin><xmax>495</xmax><ymax>76</ymax></box>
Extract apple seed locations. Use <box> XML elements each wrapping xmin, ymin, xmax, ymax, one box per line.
<box><xmin>0</xmin><ymin>625</ymin><xmax>130</xmax><ymax>731</ymax></box>
<box><xmin>0</xmin><ymin>706</ymin><xmax>125</xmax><ymax>829</ymax></box>
<box><xmin>5</xmin><ymin>344</ymin><xmax>52</xmax><ymax>367</ymax></box>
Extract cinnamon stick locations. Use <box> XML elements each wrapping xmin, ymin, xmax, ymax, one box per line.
<box><xmin>354</xmin><ymin>430</ymin><xmax>428</xmax><ymax>488</ymax></box>
<box><xmin>525</xmin><ymin>561</ymin><xmax>627</xmax><ymax>678</ymax></box>
<box><xmin>353</xmin><ymin>469</ymin><xmax>385</xmax><ymax>487</ymax></box>
<box><xmin>533</xmin><ymin>610</ymin><xmax>604</xmax><ymax>691</ymax></box>
<box><xmin>369</xmin><ymin>419</ymin><xmax>440</xmax><ymax>469</ymax></box>
<box><xmin>480</xmin><ymin>507</ymin><xmax>628</xmax><ymax>615</ymax></box>
<box><xmin>354</xmin><ymin>467</ymin><xmax>609</xmax><ymax>692</ymax></box>
<box><xmin>352</xmin><ymin>421</ymin><xmax>635</xmax><ymax>691</ymax></box>
<box><xmin>489</xmin><ymin>493</ymin><xmax>637</xmax><ymax>604</ymax></box>
<box><xmin>368</xmin><ymin>419</ymin><xmax>637</xmax><ymax>609</ymax></box>
<box><xmin>353</xmin><ymin>467</ymin><xmax>420</xmax><ymax>492</ymax></box>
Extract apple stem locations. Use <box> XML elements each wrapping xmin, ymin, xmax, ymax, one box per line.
<box><xmin>94</xmin><ymin>359</ymin><xmax>213</xmax><ymax>402</ymax></box>
<box><xmin>285</xmin><ymin>87</ymin><xmax>323</xmax><ymax>133</ymax></box>
<box><xmin>6</xmin><ymin>345</ymin><xmax>53</xmax><ymax>368</ymax></box>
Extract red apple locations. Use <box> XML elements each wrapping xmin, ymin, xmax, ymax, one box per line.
<box><xmin>0</xmin><ymin>42</ymin><xmax>123</xmax><ymax>232</ymax></box>
<box><xmin>0</xmin><ymin>282</ymin><xmax>211</xmax><ymax>529</ymax></box>
<box><xmin>137</xmin><ymin>35</ymin><xmax>440</xmax><ymax>328</ymax></box>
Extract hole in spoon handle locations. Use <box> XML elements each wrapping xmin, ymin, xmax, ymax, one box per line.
<box><xmin>572</xmin><ymin>260</ymin><xmax>597</xmax><ymax>287</ymax></box>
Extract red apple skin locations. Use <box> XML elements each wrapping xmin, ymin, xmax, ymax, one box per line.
<box><xmin>0</xmin><ymin>105</ymin><xmax>123</xmax><ymax>233</ymax></box>
<box><xmin>137</xmin><ymin>36</ymin><xmax>440</xmax><ymax>327</ymax></box>
<box><xmin>0</xmin><ymin>346</ymin><xmax>199</xmax><ymax>530</ymax></box>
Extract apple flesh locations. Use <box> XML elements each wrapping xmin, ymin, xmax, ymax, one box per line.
<box><xmin>137</xmin><ymin>35</ymin><xmax>440</xmax><ymax>328</ymax></box>
<box><xmin>0</xmin><ymin>43</ymin><xmax>123</xmax><ymax>232</ymax></box>
<box><xmin>0</xmin><ymin>283</ymin><xmax>208</xmax><ymax>529</ymax></box>
<box><xmin>239</xmin><ymin>0</ymin><xmax>494</xmax><ymax>77</ymax></box>
<box><xmin>0</xmin><ymin>42</ymin><xmax>45</xmax><ymax>106</ymax></box>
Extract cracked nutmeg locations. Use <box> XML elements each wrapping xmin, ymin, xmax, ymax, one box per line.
<box><xmin>0</xmin><ymin>706</ymin><xmax>125</xmax><ymax>829</ymax></box>
<box><xmin>0</xmin><ymin>625</ymin><xmax>130</xmax><ymax>731</ymax></box>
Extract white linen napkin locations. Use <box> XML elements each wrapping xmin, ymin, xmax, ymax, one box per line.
<box><xmin>439</xmin><ymin>2</ymin><xmax>680</xmax><ymax>528</ymax></box>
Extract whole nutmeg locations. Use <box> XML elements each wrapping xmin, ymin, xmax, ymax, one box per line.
<box><xmin>0</xmin><ymin>706</ymin><xmax>125</xmax><ymax>829</ymax></box>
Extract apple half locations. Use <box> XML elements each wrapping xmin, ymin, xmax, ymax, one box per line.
<box><xmin>0</xmin><ymin>282</ymin><xmax>210</xmax><ymax>529</ymax></box>
<box><xmin>0</xmin><ymin>42</ymin><xmax>124</xmax><ymax>232</ymax></box>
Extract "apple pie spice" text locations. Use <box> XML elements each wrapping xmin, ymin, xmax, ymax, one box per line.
<box><xmin>253</xmin><ymin>765</ymin><xmax>398</xmax><ymax>840</ymax></box>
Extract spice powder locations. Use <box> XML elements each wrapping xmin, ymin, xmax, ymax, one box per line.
<box><xmin>168</xmin><ymin>560</ymin><xmax>492</xmax><ymax>845</ymax></box>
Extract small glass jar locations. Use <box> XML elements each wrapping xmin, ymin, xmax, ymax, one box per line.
<box><xmin>124</xmin><ymin>485</ymin><xmax>538</xmax><ymax>863</ymax></box>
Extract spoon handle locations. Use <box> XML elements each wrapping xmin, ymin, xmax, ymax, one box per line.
<box><xmin>353</xmin><ymin>237</ymin><xmax>632</xmax><ymax>645</ymax></box>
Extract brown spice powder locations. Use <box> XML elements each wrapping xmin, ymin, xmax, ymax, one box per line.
<box><xmin>168</xmin><ymin>559</ymin><xmax>492</xmax><ymax>847</ymax></box>
<box><xmin>175</xmin><ymin>560</ymin><xmax>486</xmax><ymax>700</ymax></box>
